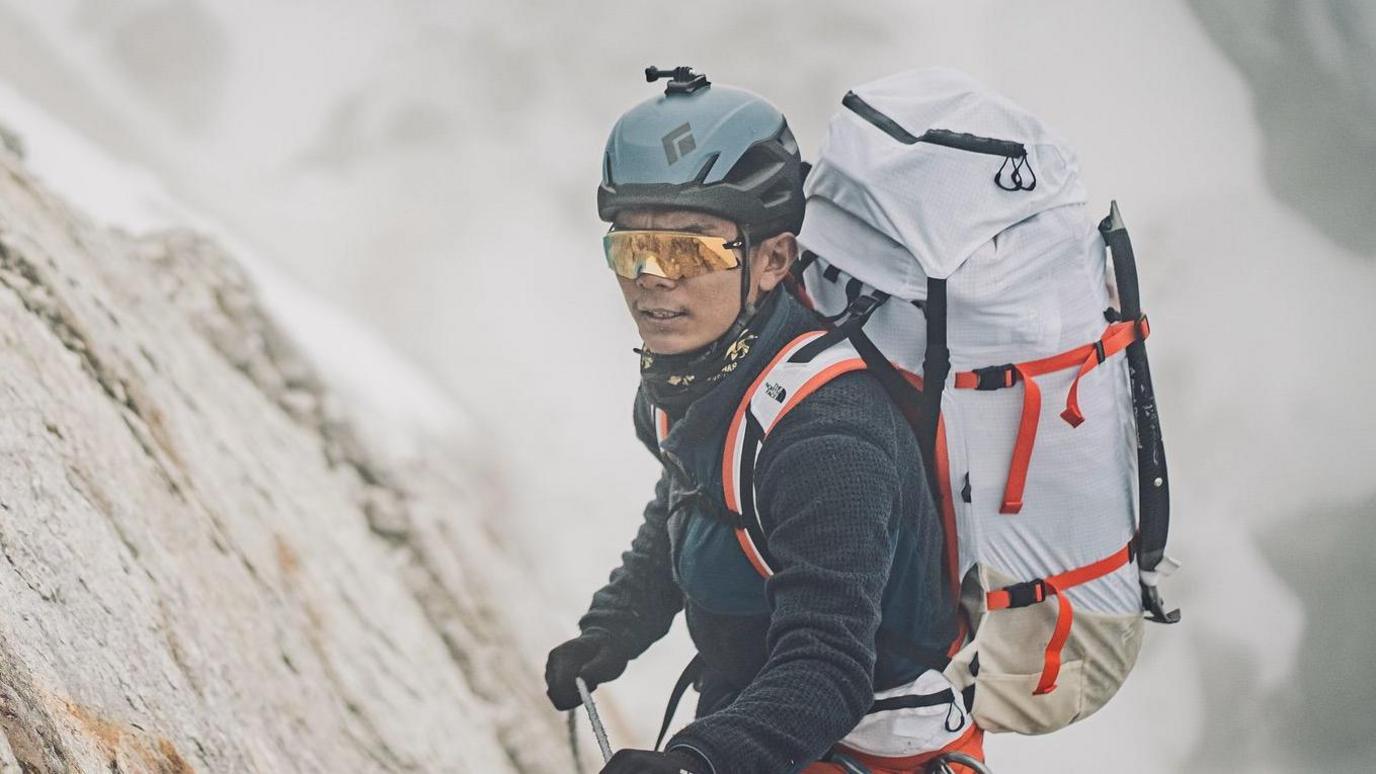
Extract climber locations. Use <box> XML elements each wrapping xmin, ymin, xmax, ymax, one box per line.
<box><xmin>543</xmin><ymin>66</ymin><xmax>983</xmax><ymax>773</ymax></box>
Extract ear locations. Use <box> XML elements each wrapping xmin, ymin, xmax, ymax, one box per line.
<box><xmin>753</xmin><ymin>232</ymin><xmax>798</xmax><ymax>294</ymax></box>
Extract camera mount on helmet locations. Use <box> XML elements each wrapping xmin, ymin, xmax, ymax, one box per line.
<box><xmin>645</xmin><ymin>65</ymin><xmax>711</xmax><ymax>95</ymax></box>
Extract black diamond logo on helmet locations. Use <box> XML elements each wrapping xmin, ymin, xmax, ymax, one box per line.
<box><xmin>662</xmin><ymin>122</ymin><xmax>696</xmax><ymax>165</ymax></box>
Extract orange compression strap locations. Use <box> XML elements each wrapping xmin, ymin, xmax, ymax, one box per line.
<box><xmin>984</xmin><ymin>542</ymin><xmax>1134</xmax><ymax>695</ymax></box>
<box><xmin>1000</xmin><ymin>363</ymin><xmax>1040</xmax><ymax>514</ymax></box>
<box><xmin>1033</xmin><ymin>581</ymin><xmax>1073</xmax><ymax>695</ymax></box>
<box><xmin>953</xmin><ymin>319</ymin><xmax>1149</xmax><ymax>514</ymax></box>
<box><xmin>1061</xmin><ymin>317</ymin><xmax>1150</xmax><ymax>427</ymax></box>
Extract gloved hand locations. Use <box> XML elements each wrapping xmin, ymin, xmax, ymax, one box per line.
<box><xmin>544</xmin><ymin>630</ymin><xmax>629</xmax><ymax>711</ymax></box>
<box><xmin>600</xmin><ymin>748</ymin><xmax>711</xmax><ymax>774</ymax></box>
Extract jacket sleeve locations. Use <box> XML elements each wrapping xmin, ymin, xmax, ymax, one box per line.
<box><xmin>668</xmin><ymin>374</ymin><xmax>906</xmax><ymax>773</ymax></box>
<box><xmin>576</xmin><ymin>393</ymin><xmax>684</xmax><ymax>659</ymax></box>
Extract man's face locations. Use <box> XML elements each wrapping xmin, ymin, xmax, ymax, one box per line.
<box><xmin>611</xmin><ymin>209</ymin><xmax>764</xmax><ymax>355</ymax></box>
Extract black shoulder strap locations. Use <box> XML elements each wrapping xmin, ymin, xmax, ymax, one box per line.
<box><xmin>822</xmin><ymin>294</ymin><xmax>909</xmax><ymax>414</ymax></box>
<box><xmin>654</xmin><ymin>654</ymin><xmax>704</xmax><ymax>751</ymax></box>
<box><xmin>918</xmin><ymin>278</ymin><xmax>950</xmax><ymax>469</ymax></box>
<box><xmin>841</xmin><ymin>280</ymin><xmax>948</xmax><ymax>499</ymax></box>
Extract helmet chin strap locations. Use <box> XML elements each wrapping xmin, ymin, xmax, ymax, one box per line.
<box><xmin>734</xmin><ymin>228</ymin><xmax>757</xmax><ymax>327</ymax></box>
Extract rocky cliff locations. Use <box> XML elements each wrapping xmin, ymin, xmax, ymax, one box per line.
<box><xmin>0</xmin><ymin>147</ymin><xmax>570</xmax><ymax>772</ymax></box>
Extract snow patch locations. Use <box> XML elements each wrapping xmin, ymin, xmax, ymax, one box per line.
<box><xmin>0</xmin><ymin>76</ymin><xmax>470</xmax><ymax>464</ymax></box>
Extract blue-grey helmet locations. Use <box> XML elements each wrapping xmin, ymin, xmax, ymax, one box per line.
<box><xmin>597</xmin><ymin>67</ymin><xmax>804</xmax><ymax>241</ymax></box>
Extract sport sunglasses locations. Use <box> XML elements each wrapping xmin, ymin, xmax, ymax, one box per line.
<box><xmin>603</xmin><ymin>229</ymin><xmax>744</xmax><ymax>280</ymax></box>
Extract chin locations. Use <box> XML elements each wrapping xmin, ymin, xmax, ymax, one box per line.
<box><xmin>641</xmin><ymin>336</ymin><xmax>689</xmax><ymax>355</ymax></box>
<box><xmin>639</xmin><ymin>330</ymin><xmax>703</xmax><ymax>355</ymax></box>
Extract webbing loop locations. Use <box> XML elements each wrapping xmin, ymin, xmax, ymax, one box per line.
<box><xmin>953</xmin><ymin>320</ymin><xmax>1148</xmax><ymax>514</ymax></box>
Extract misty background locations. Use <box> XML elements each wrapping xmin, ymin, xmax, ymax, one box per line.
<box><xmin>0</xmin><ymin>1</ymin><xmax>1372</xmax><ymax>772</ymax></box>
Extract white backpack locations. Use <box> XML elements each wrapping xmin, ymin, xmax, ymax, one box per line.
<box><xmin>727</xmin><ymin>68</ymin><xmax>1179</xmax><ymax>737</ymax></box>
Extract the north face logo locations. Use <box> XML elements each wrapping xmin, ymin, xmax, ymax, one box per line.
<box><xmin>662</xmin><ymin>122</ymin><xmax>696</xmax><ymax>165</ymax></box>
<box><xmin>765</xmin><ymin>381</ymin><xmax>787</xmax><ymax>402</ymax></box>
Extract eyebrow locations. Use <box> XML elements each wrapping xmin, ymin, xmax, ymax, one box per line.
<box><xmin>670</xmin><ymin>222</ymin><xmax>713</xmax><ymax>234</ymax></box>
<box><xmin>611</xmin><ymin>221</ymin><xmax>716</xmax><ymax>234</ymax></box>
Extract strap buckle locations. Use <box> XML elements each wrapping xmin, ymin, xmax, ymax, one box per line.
<box><xmin>972</xmin><ymin>363</ymin><xmax>1018</xmax><ymax>390</ymax></box>
<box><xmin>845</xmin><ymin>292</ymin><xmax>887</xmax><ymax>321</ymax></box>
<box><xmin>1002</xmin><ymin>578</ymin><xmax>1048</xmax><ymax>608</ymax></box>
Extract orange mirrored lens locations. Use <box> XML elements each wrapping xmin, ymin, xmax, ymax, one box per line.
<box><xmin>603</xmin><ymin>230</ymin><xmax>740</xmax><ymax>280</ymax></box>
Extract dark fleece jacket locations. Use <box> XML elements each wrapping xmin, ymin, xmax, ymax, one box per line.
<box><xmin>579</xmin><ymin>290</ymin><xmax>955</xmax><ymax>773</ymax></box>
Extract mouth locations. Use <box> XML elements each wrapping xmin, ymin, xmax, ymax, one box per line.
<box><xmin>638</xmin><ymin>307</ymin><xmax>687</xmax><ymax>322</ymax></box>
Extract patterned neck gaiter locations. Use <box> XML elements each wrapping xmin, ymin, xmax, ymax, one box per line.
<box><xmin>638</xmin><ymin>290</ymin><xmax>780</xmax><ymax>418</ymax></box>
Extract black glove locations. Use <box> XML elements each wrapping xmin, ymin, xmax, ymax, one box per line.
<box><xmin>544</xmin><ymin>630</ymin><xmax>629</xmax><ymax>711</ymax></box>
<box><xmin>600</xmin><ymin>748</ymin><xmax>711</xmax><ymax>774</ymax></box>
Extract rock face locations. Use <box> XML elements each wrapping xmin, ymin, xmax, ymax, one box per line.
<box><xmin>0</xmin><ymin>150</ymin><xmax>570</xmax><ymax>771</ymax></box>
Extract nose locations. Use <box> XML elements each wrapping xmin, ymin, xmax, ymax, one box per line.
<box><xmin>635</xmin><ymin>271</ymin><xmax>677</xmax><ymax>290</ymax></box>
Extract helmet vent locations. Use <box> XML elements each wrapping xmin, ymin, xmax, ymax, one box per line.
<box><xmin>778</xmin><ymin>124</ymin><xmax>799</xmax><ymax>156</ymax></box>
<box><xmin>761</xmin><ymin>179</ymin><xmax>794</xmax><ymax>207</ymax></box>
<box><xmin>722</xmin><ymin>144</ymin><xmax>784</xmax><ymax>187</ymax></box>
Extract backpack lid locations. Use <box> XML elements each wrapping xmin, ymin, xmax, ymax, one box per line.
<box><xmin>801</xmin><ymin>67</ymin><xmax>1086</xmax><ymax>282</ymax></box>
<box><xmin>800</xmin><ymin>196</ymin><xmax>925</xmax><ymax>299</ymax></box>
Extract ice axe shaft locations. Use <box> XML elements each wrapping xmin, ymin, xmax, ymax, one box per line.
<box><xmin>576</xmin><ymin>677</ymin><xmax>613</xmax><ymax>763</ymax></box>
<box><xmin>1099</xmin><ymin>201</ymin><xmax>1179</xmax><ymax>625</ymax></box>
